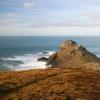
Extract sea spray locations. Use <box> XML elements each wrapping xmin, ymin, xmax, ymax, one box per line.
<box><xmin>2</xmin><ymin>51</ymin><xmax>55</xmax><ymax>71</ymax></box>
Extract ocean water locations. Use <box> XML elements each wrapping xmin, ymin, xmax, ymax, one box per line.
<box><xmin>0</xmin><ymin>36</ymin><xmax>100</xmax><ymax>71</ymax></box>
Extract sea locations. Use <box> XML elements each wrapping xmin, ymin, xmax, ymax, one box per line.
<box><xmin>0</xmin><ymin>36</ymin><xmax>100</xmax><ymax>71</ymax></box>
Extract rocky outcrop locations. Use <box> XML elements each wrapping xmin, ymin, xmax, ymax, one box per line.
<box><xmin>0</xmin><ymin>40</ymin><xmax>100</xmax><ymax>100</ymax></box>
<box><xmin>46</xmin><ymin>40</ymin><xmax>100</xmax><ymax>71</ymax></box>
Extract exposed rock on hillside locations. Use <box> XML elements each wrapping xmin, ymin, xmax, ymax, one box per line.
<box><xmin>47</xmin><ymin>40</ymin><xmax>100</xmax><ymax>70</ymax></box>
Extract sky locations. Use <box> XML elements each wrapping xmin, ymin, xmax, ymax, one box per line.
<box><xmin>0</xmin><ymin>0</ymin><xmax>100</xmax><ymax>36</ymax></box>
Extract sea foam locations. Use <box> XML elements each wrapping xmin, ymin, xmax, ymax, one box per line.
<box><xmin>2</xmin><ymin>51</ymin><xmax>55</xmax><ymax>71</ymax></box>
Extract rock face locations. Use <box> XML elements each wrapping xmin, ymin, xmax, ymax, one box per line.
<box><xmin>47</xmin><ymin>40</ymin><xmax>100</xmax><ymax>70</ymax></box>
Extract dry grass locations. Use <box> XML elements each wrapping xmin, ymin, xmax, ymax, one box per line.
<box><xmin>0</xmin><ymin>68</ymin><xmax>100</xmax><ymax>100</ymax></box>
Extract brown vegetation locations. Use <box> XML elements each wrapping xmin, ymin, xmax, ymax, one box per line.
<box><xmin>0</xmin><ymin>68</ymin><xmax>100</xmax><ymax>100</ymax></box>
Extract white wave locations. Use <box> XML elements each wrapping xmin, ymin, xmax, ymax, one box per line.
<box><xmin>87</xmin><ymin>47</ymin><xmax>100</xmax><ymax>52</ymax></box>
<box><xmin>96</xmin><ymin>54</ymin><xmax>100</xmax><ymax>58</ymax></box>
<box><xmin>36</xmin><ymin>51</ymin><xmax>55</xmax><ymax>56</ymax></box>
<box><xmin>3</xmin><ymin>63</ymin><xmax>15</xmax><ymax>70</ymax></box>
<box><xmin>87</xmin><ymin>47</ymin><xmax>100</xmax><ymax>57</ymax></box>
<box><xmin>2</xmin><ymin>51</ymin><xmax>55</xmax><ymax>71</ymax></box>
<box><xmin>47</xmin><ymin>51</ymin><xmax>55</xmax><ymax>55</ymax></box>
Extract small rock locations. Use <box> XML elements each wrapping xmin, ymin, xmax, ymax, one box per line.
<box><xmin>37</xmin><ymin>57</ymin><xmax>48</xmax><ymax>62</ymax></box>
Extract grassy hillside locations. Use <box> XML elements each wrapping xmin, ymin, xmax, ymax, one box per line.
<box><xmin>0</xmin><ymin>68</ymin><xmax>100</xmax><ymax>100</ymax></box>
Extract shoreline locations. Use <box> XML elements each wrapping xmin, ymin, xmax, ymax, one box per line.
<box><xmin>0</xmin><ymin>51</ymin><xmax>55</xmax><ymax>71</ymax></box>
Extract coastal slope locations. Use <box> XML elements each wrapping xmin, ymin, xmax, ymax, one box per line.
<box><xmin>0</xmin><ymin>68</ymin><xmax>100</xmax><ymax>100</ymax></box>
<box><xmin>0</xmin><ymin>40</ymin><xmax>100</xmax><ymax>100</ymax></box>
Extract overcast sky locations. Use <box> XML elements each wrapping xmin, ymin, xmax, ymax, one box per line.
<box><xmin>0</xmin><ymin>0</ymin><xmax>100</xmax><ymax>36</ymax></box>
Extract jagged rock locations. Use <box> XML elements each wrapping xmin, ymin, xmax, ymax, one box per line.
<box><xmin>47</xmin><ymin>40</ymin><xmax>100</xmax><ymax>70</ymax></box>
<box><xmin>46</xmin><ymin>52</ymin><xmax>57</xmax><ymax>66</ymax></box>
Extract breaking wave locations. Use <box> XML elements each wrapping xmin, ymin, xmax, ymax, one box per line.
<box><xmin>2</xmin><ymin>51</ymin><xmax>55</xmax><ymax>71</ymax></box>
